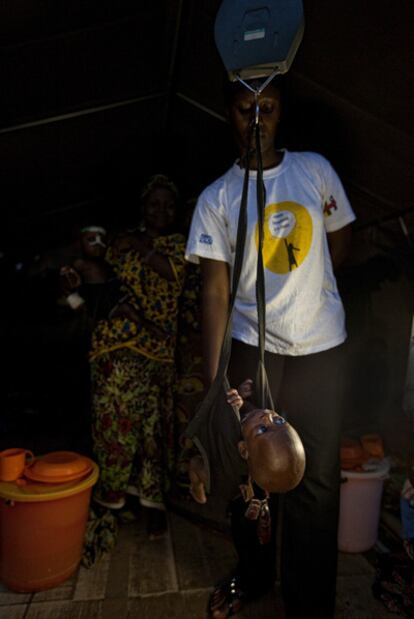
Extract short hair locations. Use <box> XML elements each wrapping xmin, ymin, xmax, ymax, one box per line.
<box><xmin>140</xmin><ymin>174</ymin><xmax>179</xmax><ymax>204</ymax></box>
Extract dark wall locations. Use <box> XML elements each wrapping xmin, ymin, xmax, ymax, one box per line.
<box><xmin>1</xmin><ymin>1</ymin><xmax>180</xmax><ymax>250</ymax></box>
<box><xmin>292</xmin><ymin>0</ymin><xmax>414</xmax><ymax>231</ymax></box>
<box><xmin>2</xmin><ymin>0</ymin><xmax>413</xmax><ymax>251</ymax></box>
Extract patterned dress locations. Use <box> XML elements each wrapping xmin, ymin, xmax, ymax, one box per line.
<box><xmin>90</xmin><ymin>233</ymin><xmax>186</xmax><ymax>509</ymax></box>
<box><xmin>174</xmin><ymin>263</ymin><xmax>205</xmax><ymax>493</ymax></box>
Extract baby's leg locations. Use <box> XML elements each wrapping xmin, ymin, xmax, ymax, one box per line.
<box><xmin>189</xmin><ymin>455</ymin><xmax>207</xmax><ymax>504</ymax></box>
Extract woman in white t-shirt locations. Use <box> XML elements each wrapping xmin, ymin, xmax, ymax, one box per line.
<box><xmin>186</xmin><ymin>77</ymin><xmax>355</xmax><ymax>619</ymax></box>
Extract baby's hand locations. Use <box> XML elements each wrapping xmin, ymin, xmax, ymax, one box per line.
<box><xmin>226</xmin><ymin>388</ymin><xmax>244</xmax><ymax>410</ymax></box>
<box><xmin>227</xmin><ymin>378</ymin><xmax>254</xmax><ymax>411</ymax></box>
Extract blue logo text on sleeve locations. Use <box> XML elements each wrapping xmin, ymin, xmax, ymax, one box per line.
<box><xmin>199</xmin><ymin>233</ymin><xmax>213</xmax><ymax>245</ymax></box>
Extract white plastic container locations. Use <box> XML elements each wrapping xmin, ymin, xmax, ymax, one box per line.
<box><xmin>338</xmin><ymin>458</ymin><xmax>390</xmax><ymax>553</ymax></box>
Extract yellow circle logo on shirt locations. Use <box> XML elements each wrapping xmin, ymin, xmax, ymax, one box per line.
<box><xmin>255</xmin><ymin>201</ymin><xmax>313</xmax><ymax>274</ymax></box>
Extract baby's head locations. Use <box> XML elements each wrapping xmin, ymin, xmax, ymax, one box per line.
<box><xmin>239</xmin><ymin>409</ymin><xmax>305</xmax><ymax>493</ymax></box>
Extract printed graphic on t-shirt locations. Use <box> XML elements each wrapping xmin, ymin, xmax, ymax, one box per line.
<box><xmin>255</xmin><ymin>201</ymin><xmax>313</xmax><ymax>274</ymax></box>
<box><xmin>199</xmin><ymin>233</ymin><xmax>213</xmax><ymax>245</ymax></box>
<box><xmin>323</xmin><ymin>195</ymin><xmax>338</xmax><ymax>217</ymax></box>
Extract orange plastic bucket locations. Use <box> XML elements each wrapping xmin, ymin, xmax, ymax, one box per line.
<box><xmin>0</xmin><ymin>460</ymin><xmax>98</xmax><ymax>592</ymax></box>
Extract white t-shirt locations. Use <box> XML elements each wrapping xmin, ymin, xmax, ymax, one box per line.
<box><xmin>186</xmin><ymin>150</ymin><xmax>356</xmax><ymax>355</ymax></box>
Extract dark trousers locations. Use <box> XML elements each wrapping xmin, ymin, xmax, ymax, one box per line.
<box><xmin>228</xmin><ymin>339</ymin><xmax>345</xmax><ymax>619</ymax></box>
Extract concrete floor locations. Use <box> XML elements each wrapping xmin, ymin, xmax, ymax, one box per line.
<box><xmin>0</xmin><ymin>509</ymin><xmax>395</xmax><ymax>619</ymax></box>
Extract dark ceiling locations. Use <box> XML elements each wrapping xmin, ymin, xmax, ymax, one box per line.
<box><xmin>1</xmin><ymin>0</ymin><xmax>414</xmax><ymax>252</ymax></box>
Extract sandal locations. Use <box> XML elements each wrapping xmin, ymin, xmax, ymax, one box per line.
<box><xmin>207</xmin><ymin>576</ymin><xmax>245</xmax><ymax>618</ymax></box>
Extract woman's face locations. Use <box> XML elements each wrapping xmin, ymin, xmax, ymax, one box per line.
<box><xmin>143</xmin><ymin>187</ymin><xmax>176</xmax><ymax>234</ymax></box>
<box><xmin>228</xmin><ymin>83</ymin><xmax>281</xmax><ymax>165</ymax></box>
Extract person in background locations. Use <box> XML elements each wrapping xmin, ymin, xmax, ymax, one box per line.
<box><xmin>60</xmin><ymin>226</ymin><xmax>122</xmax><ymax>318</ymax></box>
<box><xmin>59</xmin><ymin>225</ymin><xmax>130</xmax><ymax>456</ymax></box>
<box><xmin>90</xmin><ymin>175</ymin><xmax>186</xmax><ymax>538</ymax></box>
<box><xmin>185</xmin><ymin>77</ymin><xmax>355</xmax><ymax>618</ymax></box>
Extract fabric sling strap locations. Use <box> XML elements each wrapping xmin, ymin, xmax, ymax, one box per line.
<box><xmin>255</xmin><ymin>121</ymin><xmax>274</xmax><ymax>410</ymax></box>
<box><xmin>184</xmin><ymin>122</ymin><xmax>274</xmax><ymax>502</ymax></box>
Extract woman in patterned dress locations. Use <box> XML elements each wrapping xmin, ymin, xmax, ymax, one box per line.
<box><xmin>90</xmin><ymin>175</ymin><xmax>186</xmax><ymax>537</ymax></box>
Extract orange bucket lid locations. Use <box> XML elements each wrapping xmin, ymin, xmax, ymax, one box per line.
<box><xmin>24</xmin><ymin>451</ymin><xmax>93</xmax><ymax>484</ymax></box>
<box><xmin>0</xmin><ymin>461</ymin><xmax>99</xmax><ymax>502</ymax></box>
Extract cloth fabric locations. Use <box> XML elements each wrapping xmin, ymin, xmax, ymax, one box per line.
<box><xmin>186</xmin><ymin>151</ymin><xmax>356</xmax><ymax>355</ymax></box>
<box><xmin>91</xmin><ymin>349</ymin><xmax>175</xmax><ymax>508</ymax></box>
<box><xmin>90</xmin><ymin>233</ymin><xmax>186</xmax><ymax>508</ymax></box>
<box><xmin>228</xmin><ymin>339</ymin><xmax>345</xmax><ymax>618</ymax></box>
<box><xmin>81</xmin><ymin>505</ymin><xmax>119</xmax><ymax>568</ymax></box>
<box><xmin>188</xmin><ymin>382</ymin><xmax>248</xmax><ymax>509</ymax></box>
<box><xmin>91</xmin><ymin>233</ymin><xmax>186</xmax><ymax>362</ymax></box>
<box><xmin>174</xmin><ymin>263</ymin><xmax>205</xmax><ymax>493</ymax></box>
